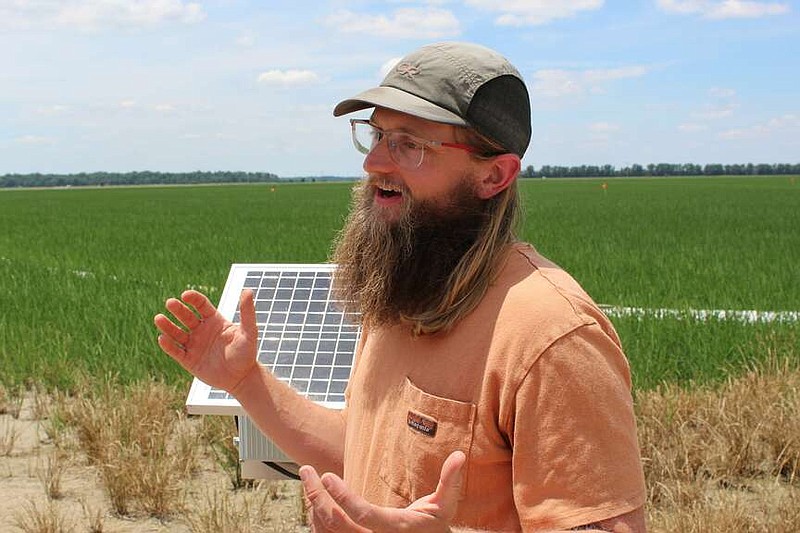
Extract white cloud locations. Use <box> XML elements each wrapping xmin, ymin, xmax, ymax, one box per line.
<box><xmin>707</xmin><ymin>0</ymin><xmax>790</xmax><ymax>18</ymax></box>
<box><xmin>690</xmin><ymin>86</ymin><xmax>738</xmax><ymax>119</ymax></box>
<box><xmin>15</xmin><ymin>135</ymin><xmax>54</xmax><ymax>144</ymax></box>
<box><xmin>709</xmin><ymin>87</ymin><xmax>736</xmax><ymax>98</ymax></box>
<box><xmin>257</xmin><ymin>70</ymin><xmax>320</xmax><ymax>87</ymax></box>
<box><xmin>589</xmin><ymin>122</ymin><xmax>620</xmax><ymax>132</ymax></box>
<box><xmin>656</xmin><ymin>0</ymin><xmax>703</xmax><ymax>13</ymax></box>
<box><xmin>0</xmin><ymin>0</ymin><xmax>206</xmax><ymax>31</ymax></box>
<box><xmin>154</xmin><ymin>103</ymin><xmax>176</xmax><ymax>113</ymax></box>
<box><xmin>119</xmin><ymin>99</ymin><xmax>137</xmax><ymax>108</ymax></box>
<box><xmin>679</xmin><ymin>122</ymin><xmax>709</xmax><ymax>131</ymax></box>
<box><xmin>379</xmin><ymin>57</ymin><xmax>403</xmax><ymax>79</ymax></box>
<box><xmin>532</xmin><ymin>70</ymin><xmax>582</xmax><ymax>97</ymax></box>
<box><xmin>532</xmin><ymin>65</ymin><xmax>649</xmax><ymax>98</ymax></box>
<box><xmin>324</xmin><ymin>8</ymin><xmax>460</xmax><ymax>39</ymax></box>
<box><xmin>586</xmin><ymin>122</ymin><xmax>620</xmax><ymax>146</ymax></box>
<box><xmin>767</xmin><ymin>113</ymin><xmax>799</xmax><ymax>128</ymax></box>
<box><xmin>235</xmin><ymin>30</ymin><xmax>256</xmax><ymax>47</ymax></box>
<box><xmin>36</xmin><ymin>105</ymin><xmax>72</xmax><ymax>116</ymax></box>
<box><xmin>657</xmin><ymin>0</ymin><xmax>790</xmax><ymax>19</ymax></box>
<box><xmin>692</xmin><ymin>102</ymin><xmax>739</xmax><ymax>119</ymax></box>
<box><xmin>583</xmin><ymin>66</ymin><xmax>649</xmax><ymax>82</ymax></box>
<box><xmin>718</xmin><ymin>125</ymin><xmax>768</xmax><ymax>139</ymax></box>
<box><xmin>719</xmin><ymin>113</ymin><xmax>799</xmax><ymax>139</ymax></box>
<box><xmin>465</xmin><ymin>0</ymin><xmax>604</xmax><ymax>26</ymax></box>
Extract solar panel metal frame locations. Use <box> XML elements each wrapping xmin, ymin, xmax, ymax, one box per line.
<box><xmin>185</xmin><ymin>263</ymin><xmax>360</xmax><ymax>416</ymax></box>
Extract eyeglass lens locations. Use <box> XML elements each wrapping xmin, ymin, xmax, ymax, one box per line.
<box><xmin>352</xmin><ymin>122</ymin><xmax>425</xmax><ymax>169</ymax></box>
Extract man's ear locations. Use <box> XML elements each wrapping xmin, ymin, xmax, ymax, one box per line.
<box><xmin>474</xmin><ymin>153</ymin><xmax>521</xmax><ymax>199</ymax></box>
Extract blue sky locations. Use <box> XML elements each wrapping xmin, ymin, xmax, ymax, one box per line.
<box><xmin>1</xmin><ymin>0</ymin><xmax>798</xmax><ymax>177</ymax></box>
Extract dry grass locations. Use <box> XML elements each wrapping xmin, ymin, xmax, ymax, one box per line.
<box><xmin>0</xmin><ymin>384</ymin><xmax>8</xmax><ymax>414</ymax></box>
<box><xmin>38</xmin><ymin>449</ymin><xmax>68</xmax><ymax>500</ymax></box>
<box><xmin>79</xmin><ymin>499</ymin><xmax>105</xmax><ymax>533</ymax></box>
<box><xmin>12</xmin><ymin>498</ymin><xmax>75</xmax><ymax>533</ymax></box>
<box><xmin>186</xmin><ymin>484</ymin><xmax>298</xmax><ymax>532</ymax></box>
<box><xmin>200</xmin><ymin>414</ymin><xmax>253</xmax><ymax>489</ymax></box>
<box><xmin>30</xmin><ymin>385</ymin><xmax>54</xmax><ymax>424</ymax></box>
<box><xmin>56</xmin><ymin>378</ymin><xmax>198</xmax><ymax>519</ymax></box>
<box><xmin>0</xmin><ymin>384</ymin><xmax>24</xmax><ymax>418</ymax></box>
<box><xmin>637</xmin><ymin>356</ymin><xmax>800</xmax><ymax>531</ymax></box>
<box><xmin>1</xmin><ymin>416</ymin><xmax>19</xmax><ymax>456</ymax></box>
<box><xmin>28</xmin><ymin>378</ymin><xmax>308</xmax><ymax>530</ymax></box>
<box><xmin>4</xmin><ymin>352</ymin><xmax>798</xmax><ymax>531</ymax></box>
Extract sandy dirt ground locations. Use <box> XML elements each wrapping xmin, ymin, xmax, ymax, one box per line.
<box><xmin>0</xmin><ymin>395</ymin><xmax>308</xmax><ymax>532</ymax></box>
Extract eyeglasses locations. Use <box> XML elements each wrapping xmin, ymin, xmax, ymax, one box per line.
<box><xmin>350</xmin><ymin>118</ymin><xmax>478</xmax><ymax>170</ymax></box>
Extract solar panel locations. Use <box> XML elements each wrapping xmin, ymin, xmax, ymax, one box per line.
<box><xmin>186</xmin><ymin>264</ymin><xmax>361</xmax><ymax>416</ymax></box>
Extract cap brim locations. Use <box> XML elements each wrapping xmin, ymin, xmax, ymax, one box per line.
<box><xmin>333</xmin><ymin>86</ymin><xmax>467</xmax><ymax>126</ymax></box>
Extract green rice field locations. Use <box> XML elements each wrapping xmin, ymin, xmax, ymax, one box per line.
<box><xmin>0</xmin><ymin>176</ymin><xmax>798</xmax><ymax>391</ymax></box>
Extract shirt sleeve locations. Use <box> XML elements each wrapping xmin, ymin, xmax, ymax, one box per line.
<box><xmin>510</xmin><ymin>322</ymin><xmax>646</xmax><ymax>530</ymax></box>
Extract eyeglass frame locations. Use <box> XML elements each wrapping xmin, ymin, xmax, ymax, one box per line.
<box><xmin>349</xmin><ymin>118</ymin><xmax>481</xmax><ymax>169</ymax></box>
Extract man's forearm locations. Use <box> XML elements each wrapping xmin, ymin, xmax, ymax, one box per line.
<box><xmin>233</xmin><ymin>365</ymin><xmax>346</xmax><ymax>475</ymax></box>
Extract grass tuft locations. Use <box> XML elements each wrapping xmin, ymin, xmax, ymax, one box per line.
<box><xmin>12</xmin><ymin>498</ymin><xmax>75</xmax><ymax>533</ymax></box>
<box><xmin>38</xmin><ymin>449</ymin><xmax>68</xmax><ymax>500</ymax></box>
<box><xmin>0</xmin><ymin>384</ymin><xmax>25</xmax><ymax>419</ymax></box>
<box><xmin>1</xmin><ymin>416</ymin><xmax>19</xmax><ymax>456</ymax></box>
<box><xmin>200</xmin><ymin>415</ymin><xmax>252</xmax><ymax>490</ymax></box>
<box><xmin>186</xmin><ymin>483</ymin><xmax>306</xmax><ymax>532</ymax></box>
<box><xmin>58</xmin><ymin>378</ymin><xmax>196</xmax><ymax>519</ymax></box>
<box><xmin>80</xmin><ymin>499</ymin><xmax>105</xmax><ymax>533</ymax></box>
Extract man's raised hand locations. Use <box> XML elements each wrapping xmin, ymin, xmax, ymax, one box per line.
<box><xmin>154</xmin><ymin>289</ymin><xmax>259</xmax><ymax>395</ymax></box>
<box><xmin>300</xmin><ymin>450</ymin><xmax>466</xmax><ymax>532</ymax></box>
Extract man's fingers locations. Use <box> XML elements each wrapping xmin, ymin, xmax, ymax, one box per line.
<box><xmin>238</xmin><ymin>290</ymin><xmax>258</xmax><ymax>338</ymax></box>
<box><xmin>165</xmin><ymin>297</ymin><xmax>202</xmax><ymax>329</ymax></box>
<box><xmin>153</xmin><ymin>313</ymin><xmax>188</xmax><ymax>363</ymax></box>
<box><xmin>431</xmin><ymin>450</ymin><xmax>466</xmax><ymax>515</ymax></box>
<box><xmin>153</xmin><ymin>314</ymin><xmax>190</xmax><ymax>345</ymax></box>
<box><xmin>299</xmin><ymin>466</ymin><xmax>341</xmax><ymax>530</ymax></box>
<box><xmin>300</xmin><ymin>466</ymin><xmax>369</xmax><ymax>532</ymax></box>
<box><xmin>156</xmin><ymin>332</ymin><xmax>187</xmax><ymax>363</ymax></box>
<box><xmin>320</xmin><ymin>473</ymin><xmax>378</xmax><ymax>528</ymax></box>
<box><xmin>181</xmin><ymin>289</ymin><xmax>217</xmax><ymax>320</ymax></box>
<box><xmin>299</xmin><ymin>465</ymin><xmax>321</xmax><ymax>501</ymax></box>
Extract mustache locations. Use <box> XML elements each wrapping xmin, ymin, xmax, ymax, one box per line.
<box><xmin>364</xmin><ymin>173</ymin><xmax>410</xmax><ymax>195</ymax></box>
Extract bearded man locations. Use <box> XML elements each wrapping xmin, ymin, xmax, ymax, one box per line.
<box><xmin>155</xmin><ymin>42</ymin><xmax>646</xmax><ymax>532</ymax></box>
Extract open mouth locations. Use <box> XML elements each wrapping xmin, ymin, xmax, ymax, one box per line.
<box><xmin>378</xmin><ymin>188</ymin><xmax>401</xmax><ymax>199</ymax></box>
<box><xmin>376</xmin><ymin>183</ymin><xmax>403</xmax><ymax>199</ymax></box>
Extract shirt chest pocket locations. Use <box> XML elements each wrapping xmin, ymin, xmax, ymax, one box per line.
<box><xmin>379</xmin><ymin>377</ymin><xmax>477</xmax><ymax>503</ymax></box>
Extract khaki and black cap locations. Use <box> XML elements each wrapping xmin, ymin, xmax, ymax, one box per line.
<box><xmin>333</xmin><ymin>41</ymin><xmax>532</xmax><ymax>157</ymax></box>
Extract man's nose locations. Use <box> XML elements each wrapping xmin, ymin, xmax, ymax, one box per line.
<box><xmin>363</xmin><ymin>136</ymin><xmax>396</xmax><ymax>174</ymax></box>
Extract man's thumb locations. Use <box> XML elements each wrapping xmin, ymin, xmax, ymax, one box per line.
<box><xmin>433</xmin><ymin>450</ymin><xmax>466</xmax><ymax>518</ymax></box>
<box><xmin>239</xmin><ymin>289</ymin><xmax>258</xmax><ymax>337</ymax></box>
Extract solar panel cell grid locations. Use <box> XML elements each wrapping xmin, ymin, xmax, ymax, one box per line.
<box><xmin>207</xmin><ymin>266</ymin><xmax>359</xmax><ymax>406</ymax></box>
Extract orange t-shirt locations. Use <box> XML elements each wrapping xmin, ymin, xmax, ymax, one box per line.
<box><xmin>342</xmin><ymin>244</ymin><xmax>646</xmax><ymax>530</ymax></box>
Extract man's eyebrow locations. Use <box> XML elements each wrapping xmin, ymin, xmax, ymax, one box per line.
<box><xmin>368</xmin><ymin>111</ymin><xmax>428</xmax><ymax>136</ymax></box>
<box><xmin>367</xmin><ymin>112</ymin><xmax>382</xmax><ymax>129</ymax></box>
<box><xmin>369</xmin><ymin>119</ymin><xmax>426</xmax><ymax>138</ymax></box>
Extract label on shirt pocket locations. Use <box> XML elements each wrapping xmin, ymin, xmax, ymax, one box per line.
<box><xmin>407</xmin><ymin>411</ymin><xmax>438</xmax><ymax>437</ymax></box>
<box><xmin>379</xmin><ymin>377</ymin><xmax>476</xmax><ymax>503</ymax></box>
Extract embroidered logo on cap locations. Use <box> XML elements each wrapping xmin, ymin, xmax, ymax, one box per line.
<box><xmin>395</xmin><ymin>62</ymin><xmax>420</xmax><ymax>79</ymax></box>
<box><xmin>407</xmin><ymin>411</ymin><xmax>437</xmax><ymax>437</ymax></box>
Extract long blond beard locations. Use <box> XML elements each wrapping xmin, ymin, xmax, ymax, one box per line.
<box><xmin>331</xmin><ymin>174</ymin><xmax>489</xmax><ymax>332</ymax></box>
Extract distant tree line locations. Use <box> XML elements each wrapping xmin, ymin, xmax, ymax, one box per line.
<box><xmin>3</xmin><ymin>164</ymin><xmax>799</xmax><ymax>188</ymax></box>
<box><xmin>521</xmin><ymin>162</ymin><xmax>800</xmax><ymax>178</ymax></box>
<box><xmin>0</xmin><ymin>170</ymin><xmax>280</xmax><ymax>188</ymax></box>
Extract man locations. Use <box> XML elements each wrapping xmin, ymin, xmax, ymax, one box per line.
<box><xmin>155</xmin><ymin>42</ymin><xmax>646</xmax><ymax>531</ymax></box>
